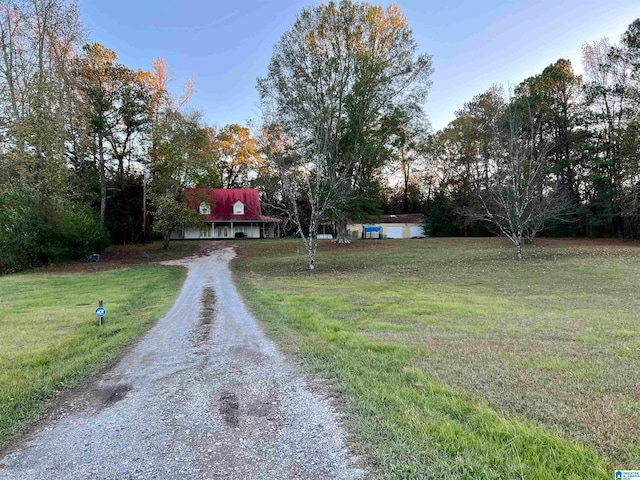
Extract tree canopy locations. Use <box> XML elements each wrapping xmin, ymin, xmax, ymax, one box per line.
<box><xmin>258</xmin><ymin>0</ymin><xmax>432</xmax><ymax>268</ymax></box>
<box><xmin>1</xmin><ymin>0</ymin><xmax>640</xmax><ymax>270</ymax></box>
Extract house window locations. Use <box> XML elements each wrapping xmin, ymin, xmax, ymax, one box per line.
<box><xmin>200</xmin><ymin>225</ymin><xmax>211</xmax><ymax>238</ymax></box>
<box><xmin>233</xmin><ymin>201</ymin><xmax>245</xmax><ymax>215</ymax></box>
<box><xmin>199</xmin><ymin>201</ymin><xmax>211</xmax><ymax>215</ymax></box>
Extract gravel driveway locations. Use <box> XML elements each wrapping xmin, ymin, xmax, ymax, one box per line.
<box><xmin>0</xmin><ymin>247</ymin><xmax>365</xmax><ymax>480</ymax></box>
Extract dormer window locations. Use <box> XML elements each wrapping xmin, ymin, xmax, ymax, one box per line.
<box><xmin>199</xmin><ymin>201</ymin><xmax>211</xmax><ymax>215</ymax></box>
<box><xmin>233</xmin><ymin>200</ymin><xmax>245</xmax><ymax>215</ymax></box>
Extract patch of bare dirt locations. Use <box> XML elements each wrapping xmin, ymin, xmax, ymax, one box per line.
<box><xmin>96</xmin><ymin>384</ymin><xmax>133</xmax><ymax>411</ymax></box>
<box><xmin>0</xmin><ymin>344</ymin><xmax>137</xmax><ymax>457</ymax></box>
<box><xmin>193</xmin><ymin>287</ymin><xmax>216</xmax><ymax>347</ymax></box>
<box><xmin>218</xmin><ymin>392</ymin><xmax>240</xmax><ymax>428</ymax></box>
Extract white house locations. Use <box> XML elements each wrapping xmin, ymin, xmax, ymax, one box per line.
<box><xmin>171</xmin><ymin>188</ymin><xmax>280</xmax><ymax>240</ymax></box>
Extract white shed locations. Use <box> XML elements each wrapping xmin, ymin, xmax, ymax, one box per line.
<box><xmin>348</xmin><ymin>214</ymin><xmax>426</xmax><ymax>239</ymax></box>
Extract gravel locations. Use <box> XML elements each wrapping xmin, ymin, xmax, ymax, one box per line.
<box><xmin>0</xmin><ymin>247</ymin><xmax>366</xmax><ymax>480</ymax></box>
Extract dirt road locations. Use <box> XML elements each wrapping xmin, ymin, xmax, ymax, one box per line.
<box><xmin>0</xmin><ymin>247</ymin><xmax>365</xmax><ymax>479</ymax></box>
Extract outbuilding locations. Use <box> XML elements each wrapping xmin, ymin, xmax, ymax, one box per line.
<box><xmin>347</xmin><ymin>214</ymin><xmax>426</xmax><ymax>239</ymax></box>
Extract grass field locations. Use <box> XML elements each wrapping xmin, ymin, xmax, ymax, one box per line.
<box><xmin>0</xmin><ymin>242</ymin><xmax>189</xmax><ymax>448</ymax></box>
<box><xmin>233</xmin><ymin>238</ymin><xmax>640</xmax><ymax>479</ymax></box>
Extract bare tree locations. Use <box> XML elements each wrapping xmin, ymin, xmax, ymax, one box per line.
<box><xmin>470</xmin><ymin>89</ymin><xmax>570</xmax><ymax>259</ymax></box>
<box><xmin>260</xmin><ymin>123</ymin><xmax>351</xmax><ymax>270</ymax></box>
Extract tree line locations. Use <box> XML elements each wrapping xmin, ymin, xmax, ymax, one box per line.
<box><xmin>257</xmin><ymin>1</ymin><xmax>432</xmax><ymax>268</ymax></box>
<box><xmin>257</xmin><ymin>3</ymin><xmax>640</xmax><ymax>265</ymax></box>
<box><xmin>1</xmin><ymin>0</ymin><xmax>638</xmax><ymax>272</ymax></box>
<box><xmin>420</xmin><ymin>20</ymin><xmax>640</xmax><ymax>250</ymax></box>
<box><xmin>0</xmin><ymin>0</ymin><xmax>265</xmax><ymax>272</ymax></box>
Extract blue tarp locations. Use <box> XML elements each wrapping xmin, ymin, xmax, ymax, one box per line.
<box><xmin>363</xmin><ymin>226</ymin><xmax>381</xmax><ymax>233</ymax></box>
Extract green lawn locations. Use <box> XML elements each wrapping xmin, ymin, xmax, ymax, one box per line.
<box><xmin>0</xmin><ymin>263</ymin><xmax>185</xmax><ymax>447</ymax></box>
<box><xmin>233</xmin><ymin>238</ymin><xmax>640</xmax><ymax>479</ymax></box>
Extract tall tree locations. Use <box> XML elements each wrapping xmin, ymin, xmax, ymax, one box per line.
<box><xmin>387</xmin><ymin>115</ymin><xmax>430</xmax><ymax>214</ymax></box>
<box><xmin>76</xmin><ymin>43</ymin><xmax>117</xmax><ymax>226</ymax></box>
<box><xmin>582</xmin><ymin>37</ymin><xmax>635</xmax><ymax>236</ymax></box>
<box><xmin>258</xmin><ymin>0</ymin><xmax>432</xmax><ymax>267</ymax></box>
<box><xmin>144</xmin><ymin>59</ymin><xmax>212</xmax><ymax>248</ymax></box>
<box><xmin>104</xmin><ymin>71</ymin><xmax>150</xmax><ymax>189</ymax></box>
<box><xmin>147</xmin><ymin>110</ymin><xmax>208</xmax><ymax>249</ymax></box>
<box><xmin>0</xmin><ymin>0</ymin><xmax>83</xmax><ymax>197</ymax></box>
<box><xmin>517</xmin><ymin>60</ymin><xmax>583</xmax><ymax>205</ymax></box>
<box><xmin>211</xmin><ymin>123</ymin><xmax>262</xmax><ymax>188</ymax></box>
<box><xmin>77</xmin><ymin>43</ymin><xmax>151</xmax><ymax>225</ymax></box>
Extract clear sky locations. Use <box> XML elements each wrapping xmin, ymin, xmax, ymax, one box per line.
<box><xmin>79</xmin><ymin>0</ymin><xmax>639</xmax><ymax>132</ymax></box>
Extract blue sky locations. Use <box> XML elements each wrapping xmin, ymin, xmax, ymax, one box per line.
<box><xmin>79</xmin><ymin>0</ymin><xmax>639</xmax><ymax>132</ymax></box>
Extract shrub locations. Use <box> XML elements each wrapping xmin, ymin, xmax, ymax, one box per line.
<box><xmin>0</xmin><ymin>188</ymin><xmax>110</xmax><ymax>274</ymax></box>
<box><xmin>423</xmin><ymin>219</ymin><xmax>433</xmax><ymax>237</ymax></box>
<box><xmin>0</xmin><ymin>189</ymin><xmax>42</xmax><ymax>272</ymax></box>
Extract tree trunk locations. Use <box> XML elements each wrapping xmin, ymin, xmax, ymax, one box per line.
<box><xmin>99</xmin><ymin>133</ymin><xmax>106</xmax><ymax>227</ymax></box>
<box><xmin>515</xmin><ymin>234</ymin><xmax>522</xmax><ymax>260</ymax></box>
<box><xmin>162</xmin><ymin>226</ymin><xmax>171</xmax><ymax>249</ymax></box>
<box><xmin>118</xmin><ymin>156</ymin><xmax>125</xmax><ymax>190</ymax></box>
<box><xmin>335</xmin><ymin>219</ymin><xmax>351</xmax><ymax>244</ymax></box>
<box><xmin>306</xmin><ymin>237</ymin><xmax>317</xmax><ymax>270</ymax></box>
<box><xmin>523</xmin><ymin>233</ymin><xmax>534</xmax><ymax>245</ymax></box>
<box><xmin>403</xmin><ymin>164</ymin><xmax>409</xmax><ymax>214</ymax></box>
<box><xmin>142</xmin><ymin>177</ymin><xmax>147</xmax><ymax>245</ymax></box>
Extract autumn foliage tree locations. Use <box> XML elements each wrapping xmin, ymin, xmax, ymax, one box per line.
<box><xmin>211</xmin><ymin>124</ymin><xmax>262</xmax><ymax>188</ymax></box>
<box><xmin>147</xmin><ymin>111</ymin><xmax>210</xmax><ymax>248</ymax></box>
<box><xmin>144</xmin><ymin>60</ymin><xmax>214</xmax><ymax>249</ymax></box>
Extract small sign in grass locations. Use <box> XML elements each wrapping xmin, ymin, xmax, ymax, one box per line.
<box><xmin>0</xmin><ymin>265</ymin><xmax>185</xmax><ymax>447</ymax></box>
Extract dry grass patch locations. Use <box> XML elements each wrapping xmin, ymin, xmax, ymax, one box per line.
<box><xmin>233</xmin><ymin>238</ymin><xmax>640</xmax><ymax>477</ymax></box>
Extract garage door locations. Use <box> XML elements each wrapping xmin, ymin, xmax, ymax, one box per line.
<box><xmin>385</xmin><ymin>226</ymin><xmax>404</xmax><ymax>239</ymax></box>
<box><xmin>409</xmin><ymin>225</ymin><xmax>425</xmax><ymax>238</ymax></box>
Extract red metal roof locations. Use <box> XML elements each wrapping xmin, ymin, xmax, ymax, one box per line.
<box><xmin>184</xmin><ymin>188</ymin><xmax>280</xmax><ymax>222</ymax></box>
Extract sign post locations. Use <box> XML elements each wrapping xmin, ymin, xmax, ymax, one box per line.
<box><xmin>616</xmin><ymin>472</ymin><xmax>640</xmax><ymax>480</ymax></box>
<box><xmin>95</xmin><ymin>300</ymin><xmax>106</xmax><ymax>326</ymax></box>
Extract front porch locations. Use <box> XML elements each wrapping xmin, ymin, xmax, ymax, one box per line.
<box><xmin>175</xmin><ymin>221</ymin><xmax>279</xmax><ymax>240</ymax></box>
